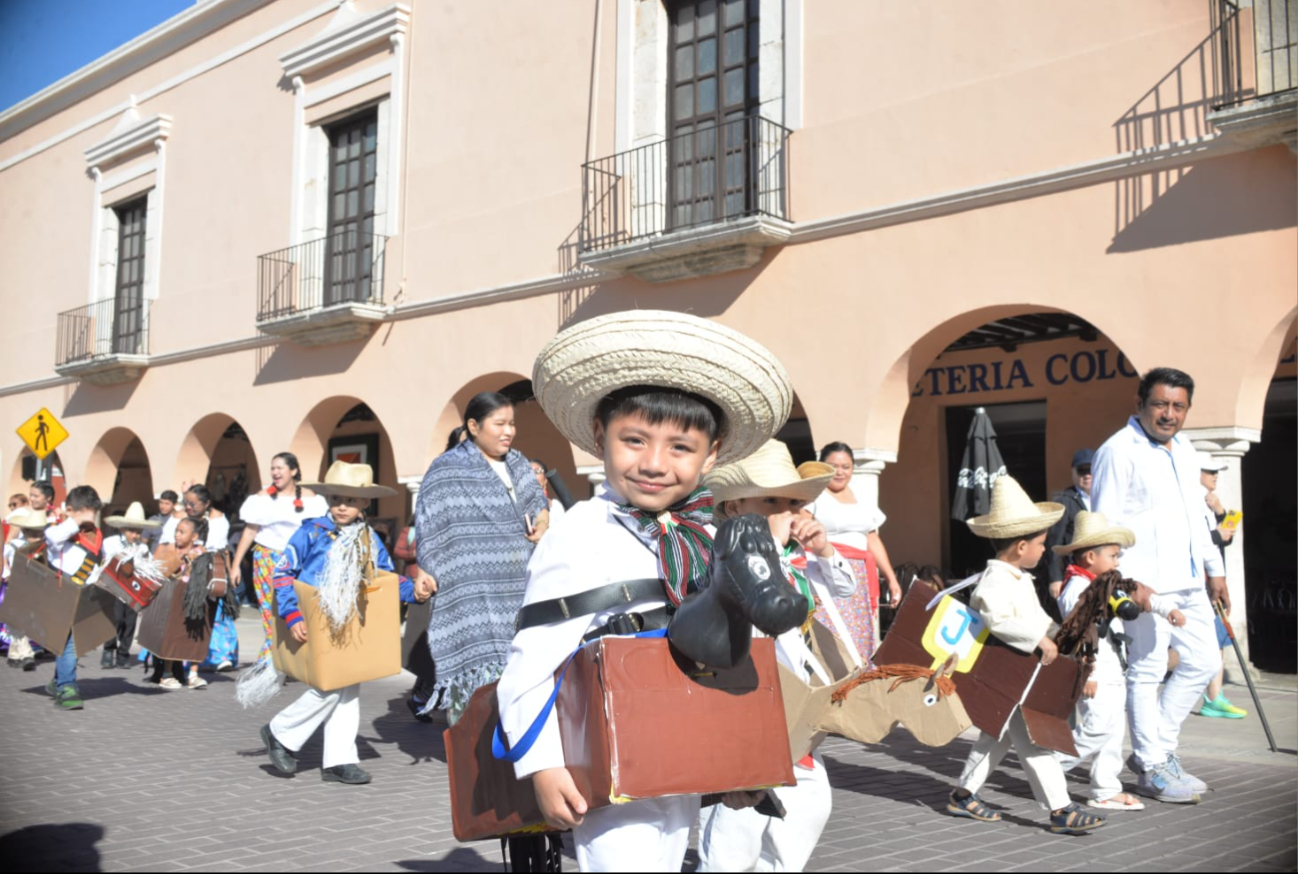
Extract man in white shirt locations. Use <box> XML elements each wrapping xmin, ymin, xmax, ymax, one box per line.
<box><xmin>1091</xmin><ymin>368</ymin><xmax>1226</xmax><ymax>803</ymax></box>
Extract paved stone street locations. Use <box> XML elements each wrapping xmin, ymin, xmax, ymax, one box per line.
<box><xmin>1</xmin><ymin>617</ymin><xmax>1294</xmax><ymax>873</ymax></box>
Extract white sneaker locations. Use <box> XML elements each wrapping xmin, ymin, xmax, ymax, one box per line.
<box><xmin>1165</xmin><ymin>753</ymin><xmax>1207</xmax><ymax>793</ymax></box>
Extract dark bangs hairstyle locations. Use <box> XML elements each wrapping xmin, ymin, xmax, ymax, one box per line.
<box><xmin>595</xmin><ymin>386</ymin><xmax>727</xmax><ymax>446</ymax></box>
<box><xmin>65</xmin><ymin>485</ymin><xmax>102</xmax><ymax>512</ymax></box>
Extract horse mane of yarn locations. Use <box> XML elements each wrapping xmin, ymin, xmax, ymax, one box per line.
<box><xmin>831</xmin><ymin>663</ymin><xmax>957</xmax><ymax>704</ymax></box>
<box><xmin>1054</xmin><ymin>570</ymin><xmax>1142</xmax><ymax>663</ymax></box>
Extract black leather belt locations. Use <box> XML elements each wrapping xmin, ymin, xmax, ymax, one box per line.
<box><xmin>581</xmin><ymin>605</ymin><xmax>671</xmax><ymax>643</ymax></box>
<box><xmin>514</xmin><ymin>578</ymin><xmax>666</xmax><ymax>633</ymax></box>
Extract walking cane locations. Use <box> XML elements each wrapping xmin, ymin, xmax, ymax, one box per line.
<box><xmin>1214</xmin><ymin>601</ymin><xmax>1278</xmax><ymax>753</ymax></box>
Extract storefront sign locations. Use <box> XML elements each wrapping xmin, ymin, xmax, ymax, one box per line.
<box><xmin>912</xmin><ymin>349</ymin><xmax>1138</xmax><ymax>398</ymax></box>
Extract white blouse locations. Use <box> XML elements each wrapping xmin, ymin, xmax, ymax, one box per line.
<box><xmin>805</xmin><ymin>491</ymin><xmax>886</xmax><ymax>552</ymax></box>
<box><xmin>157</xmin><ymin>512</ymin><xmax>231</xmax><ymax>551</ymax></box>
<box><xmin>239</xmin><ymin>492</ymin><xmax>329</xmax><ymax>553</ymax></box>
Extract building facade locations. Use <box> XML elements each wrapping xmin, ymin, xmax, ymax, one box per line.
<box><xmin>1</xmin><ymin>0</ymin><xmax>1294</xmax><ymax>668</ymax></box>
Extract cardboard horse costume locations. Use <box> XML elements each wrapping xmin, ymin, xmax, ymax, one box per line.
<box><xmin>0</xmin><ymin>542</ymin><xmax>117</xmax><ymax>657</ymax></box>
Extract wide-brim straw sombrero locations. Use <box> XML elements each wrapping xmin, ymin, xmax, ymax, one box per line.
<box><xmin>299</xmin><ymin>461</ymin><xmax>397</xmax><ymax>499</ymax></box>
<box><xmin>966</xmin><ymin>475</ymin><xmax>1064</xmax><ymax>539</ymax></box>
<box><xmin>104</xmin><ymin>501</ymin><xmax>161</xmax><ymax>530</ymax></box>
<box><xmin>532</xmin><ymin>310</ymin><xmax>793</xmax><ymax>465</ymax></box>
<box><xmin>706</xmin><ymin>440</ymin><xmax>834</xmax><ymax>521</ymax></box>
<box><xmin>1052</xmin><ymin>511</ymin><xmax>1135</xmax><ymax>555</ymax></box>
<box><xmin>8</xmin><ymin>508</ymin><xmax>50</xmax><ymax>530</ymax></box>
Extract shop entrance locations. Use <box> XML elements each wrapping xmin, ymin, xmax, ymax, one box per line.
<box><xmin>944</xmin><ymin>400</ymin><xmax>1046</xmax><ymax>578</ymax></box>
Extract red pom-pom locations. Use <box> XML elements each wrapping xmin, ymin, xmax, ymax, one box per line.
<box><xmin>267</xmin><ymin>485</ymin><xmax>279</xmax><ymax>497</ymax></box>
<box><xmin>293</xmin><ymin>498</ymin><xmax>304</xmax><ymax>509</ymax></box>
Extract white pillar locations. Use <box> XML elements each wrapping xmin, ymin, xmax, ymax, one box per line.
<box><xmin>850</xmin><ymin>448</ymin><xmax>895</xmax><ymax>512</ymax></box>
<box><xmin>1183</xmin><ymin>426</ymin><xmax>1257</xmax><ymax>677</ymax></box>
<box><xmin>576</xmin><ymin>465</ymin><xmax>606</xmax><ymax>497</ymax></box>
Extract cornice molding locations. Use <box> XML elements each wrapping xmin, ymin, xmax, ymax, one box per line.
<box><xmin>85</xmin><ymin>112</ymin><xmax>172</xmax><ymax>169</ymax></box>
<box><xmin>279</xmin><ymin>3</ymin><xmax>411</xmax><ymax>80</ymax></box>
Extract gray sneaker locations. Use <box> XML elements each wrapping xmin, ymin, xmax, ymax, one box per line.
<box><xmin>1136</xmin><ymin>763</ymin><xmax>1200</xmax><ymax>804</ymax></box>
<box><xmin>1165</xmin><ymin>753</ymin><xmax>1208</xmax><ymax>793</ymax></box>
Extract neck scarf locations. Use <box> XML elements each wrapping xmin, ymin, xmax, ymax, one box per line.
<box><xmin>1066</xmin><ymin>564</ymin><xmax>1097</xmax><ymax>582</ymax></box>
<box><xmin>615</xmin><ymin>486</ymin><xmax>714</xmax><ymax>606</ymax></box>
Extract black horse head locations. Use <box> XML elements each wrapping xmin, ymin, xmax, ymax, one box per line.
<box><xmin>668</xmin><ymin>514</ymin><xmax>808</xmax><ymax>670</ymax></box>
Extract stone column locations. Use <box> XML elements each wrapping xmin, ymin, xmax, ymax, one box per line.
<box><xmin>1183</xmin><ymin>426</ymin><xmax>1257</xmax><ymax>677</ymax></box>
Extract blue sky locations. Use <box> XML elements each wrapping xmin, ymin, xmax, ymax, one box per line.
<box><xmin>0</xmin><ymin>0</ymin><xmax>194</xmax><ymax>112</ymax></box>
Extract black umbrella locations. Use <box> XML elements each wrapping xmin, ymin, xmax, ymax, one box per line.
<box><xmin>951</xmin><ymin>407</ymin><xmax>1007</xmax><ymax>522</ymax></box>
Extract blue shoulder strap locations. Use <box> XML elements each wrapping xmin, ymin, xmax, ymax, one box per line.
<box><xmin>492</xmin><ymin>628</ymin><xmax>667</xmax><ymax>763</ymax></box>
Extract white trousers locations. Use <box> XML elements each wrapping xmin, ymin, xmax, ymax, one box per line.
<box><xmin>1125</xmin><ymin>587</ymin><xmax>1220</xmax><ymax>771</ymax></box>
<box><xmin>7</xmin><ymin>635</ymin><xmax>33</xmax><ymax>660</ymax></box>
<box><xmin>958</xmin><ymin>710</ymin><xmax>1071</xmax><ymax>811</ymax></box>
<box><xmin>574</xmin><ymin>794</ymin><xmax>699</xmax><ymax>873</ymax></box>
<box><xmin>269</xmin><ymin>683</ymin><xmax>361</xmax><ymax>769</ymax></box>
<box><xmin>1056</xmin><ymin>682</ymin><xmax>1126</xmax><ymax>801</ymax></box>
<box><xmin>697</xmin><ymin>753</ymin><xmax>831</xmax><ymax>873</ymax></box>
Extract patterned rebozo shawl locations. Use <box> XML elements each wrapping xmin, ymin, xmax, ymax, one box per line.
<box><xmin>416</xmin><ymin>439</ymin><xmax>548</xmax><ymax>712</ymax></box>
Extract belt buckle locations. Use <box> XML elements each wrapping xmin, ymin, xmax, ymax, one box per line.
<box><xmin>606</xmin><ymin>612</ymin><xmax>644</xmax><ymax>636</ymax></box>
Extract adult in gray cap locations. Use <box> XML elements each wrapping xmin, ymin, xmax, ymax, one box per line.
<box><xmin>1041</xmin><ymin>448</ymin><xmax>1095</xmax><ymax>604</ymax></box>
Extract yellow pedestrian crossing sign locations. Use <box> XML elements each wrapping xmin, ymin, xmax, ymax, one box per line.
<box><xmin>16</xmin><ymin>408</ymin><xmax>68</xmax><ymax>460</ymax></box>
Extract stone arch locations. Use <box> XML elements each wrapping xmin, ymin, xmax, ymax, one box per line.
<box><xmin>83</xmin><ymin>428</ymin><xmax>154</xmax><ymax>515</ymax></box>
<box><xmin>289</xmin><ymin>397</ymin><xmax>403</xmax><ymax>529</ymax></box>
<box><xmin>174</xmin><ymin>414</ymin><xmax>262</xmax><ymax>515</ymax></box>
<box><xmin>1235</xmin><ymin>304</ymin><xmax>1298</xmax><ymax>433</ymax></box>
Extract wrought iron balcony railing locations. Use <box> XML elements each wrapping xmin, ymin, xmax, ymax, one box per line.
<box><xmin>257</xmin><ymin>230</ymin><xmax>388</xmax><ymax>322</ymax></box>
<box><xmin>579</xmin><ymin>115</ymin><xmax>791</xmax><ymax>254</ymax></box>
<box><xmin>56</xmin><ymin>297</ymin><xmax>151</xmax><ymax>368</ymax></box>
<box><xmin>1213</xmin><ymin>0</ymin><xmax>1297</xmax><ymax>107</ymax></box>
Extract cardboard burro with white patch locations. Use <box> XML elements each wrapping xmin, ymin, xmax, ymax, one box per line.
<box><xmin>0</xmin><ymin>543</ymin><xmax>117</xmax><ymax>656</ymax></box>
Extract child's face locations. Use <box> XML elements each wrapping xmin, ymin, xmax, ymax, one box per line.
<box><xmin>123</xmin><ymin>529</ymin><xmax>143</xmax><ymax>545</ymax></box>
<box><xmin>174</xmin><ymin>521</ymin><xmax>196</xmax><ymax>550</ymax></box>
<box><xmin>1083</xmin><ymin>544</ymin><xmax>1122</xmax><ymax>576</ymax></box>
<box><xmin>1000</xmin><ymin>531</ymin><xmax>1048</xmax><ymax>569</ymax></box>
<box><xmin>723</xmin><ymin>496</ymin><xmax>807</xmax><ymax>545</ymax></box>
<box><xmin>595</xmin><ymin>411</ymin><xmax>719</xmax><ymax>513</ymax></box>
<box><xmin>328</xmin><ymin>495</ymin><xmax>366</xmax><ymax>526</ymax></box>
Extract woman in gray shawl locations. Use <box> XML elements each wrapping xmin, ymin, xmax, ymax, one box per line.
<box><xmin>416</xmin><ymin>391</ymin><xmax>550</xmax><ymax>722</ymax></box>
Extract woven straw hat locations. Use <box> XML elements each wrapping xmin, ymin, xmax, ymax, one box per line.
<box><xmin>8</xmin><ymin>508</ymin><xmax>49</xmax><ymax>530</ymax></box>
<box><xmin>104</xmin><ymin>501</ymin><xmax>161</xmax><ymax>530</ymax></box>
<box><xmin>532</xmin><ymin>310</ymin><xmax>793</xmax><ymax>465</ymax></box>
<box><xmin>299</xmin><ymin>461</ymin><xmax>397</xmax><ymax>499</ymax></box>
<box><xmin>706</xmin><ymin>440</ymin><xmax>834</xmax><ymax>521</ymax></box>
<box><xmin>966</xmin><ymin>475</ymin><xmax>1064</xmax><ymax>539</ymax></box>
<box><xmin>1052</xmin><ymin>511</ymin><xmax>1135</xmax><ymax>555</ymax></box>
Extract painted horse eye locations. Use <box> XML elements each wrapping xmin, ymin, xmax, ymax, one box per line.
<box><xmin>923</xmin><ymin>693</ymin><xmax>938</xmax><ymax>707</ymax></box>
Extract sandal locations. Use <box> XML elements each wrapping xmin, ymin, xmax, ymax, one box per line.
<box><xmin>1050</xmin><ymin>801</ymin><xmax>1106</xmax><ymax>834</ymax></box>
<box><xmin>945</xmin><ymin>790</ymin><xmax>1001</xmax><ymax>822</ymax></box>
<box><xmin>187</xmin><ymin>675</ymin><xmax>208</xmax><ymax>689</ymax></box>
<box><xmin>1088</xmin><ymin>792</ymin><xmax>1145</xmax><ymax>811</ymax></box>
<box><xmin>158</xmin><ymin>678</ymin><xmax>182</xmax><ymax>690</ymax></box>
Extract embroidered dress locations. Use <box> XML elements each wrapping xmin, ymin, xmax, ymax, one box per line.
<box><xmin>416</xmin><ymin>440</ymin><xmax>548</xmax><ymax>717</ymax></box>
<box><xmin>251</xmin><ymin>546</ymin><xmax>280</xmax><ymax>660</ymax></box>
<box><xmin>238</xmin><ymin>492</ymin><xmax>326</xmax><ymax>663</ymax></box>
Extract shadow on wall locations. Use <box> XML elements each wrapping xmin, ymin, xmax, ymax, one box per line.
<box><xmin>61</xmin><ymin>377</ymin><xmax>140</xmax><ymax>418</ymax></box>
<box><xmin>0</xmin><ymin>822</ymin><xmax>104</xmax><ymax>872</ymax></box>
<box><xmin>253</xmin><ymin>336</ymin><xmax>369</xmax><ymax>385</ymax></box>
<box><xmin>1108</xmin><ymin>147</ymin><xmax>1297</xmax><ymax>253</ymax></box>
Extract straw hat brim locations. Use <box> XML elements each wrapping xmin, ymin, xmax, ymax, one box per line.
<box><xmin>9</xmin><ymin>510</ymin><xmax>49</xmax><ymax>530</ymax></box>
<box><xmin>103</xmin><ymin>517</ymin><xmax>162</xmax><ymax>530</ymax></box>
<box><xmin>533</xmin><ymin>311</ymin><xmax>793</xmax><ymax>466</ymax></box>
<box><xmin>709</xmin><ymin>464</ymin><xmax>835</xmax><ymax>522</ymax></box>
<box><xmin>297</xmin><ymin>482</ymin><xmax>397</xmax><ymax>499</ymax></box>
<box><xmin>1052</xmin><ymin>521</ymin><xmax>1137</xmax><ymax>555</ymax></box>
<box><xmin>967</xmin><ymin>502</ymin><xmax>1065</xmax><ymax>539</ymax></box>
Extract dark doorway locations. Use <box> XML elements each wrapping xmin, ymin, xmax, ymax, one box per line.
<box><xmin>944</xmin><ymin>401</ymin><xmax>1047</xmax><ymax>578</ymax></box>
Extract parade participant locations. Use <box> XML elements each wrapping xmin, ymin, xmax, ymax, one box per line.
<box><xmin>43</xmin><ymin>485</ymin><xmax>105</xmax><ymax>711</ymax></box>
<box><xmin>416</xmin><ymin>392</ymin><xmax>549</xmax><ymax>723</ymax></box>
<box><xmin>3</xmin><ymin>509</ymin><xmax>48</xmax><ymax>670</ymax></box>
<box><xmin>10</xmin><ymin>481</ymin><xmax>59</xmax><ymax>668</ymax></box>
<box><xmin>497</xmin><ymin>310</ymin><xmax>792</xmax><ymax>872</ymax></box>
<box><xmin>944</xmin><ymin>476</ymin><xmax>1105</xmax><ymax>835</ymax></box>
<box><xmin>805</xmin><ymin>442</ymin><xmax>902</xmax><ymax>666</ymax></box>
<box><xmin>697</xmin><ymin>439</ymin><xmax>856</xmax><ymax>872</ymax></box>
<box><xmin>148</xmin><ymin>516</ymin><xmax>210</xmax><ymax>690</ymax></box>
<box><xmin>259</xmin><ymin>462</ymin><xmax>430</xmax><ymax>785</ymax></box>
<box><xmin>99</xmin><ymin>503</ymin><xmax>162</xmax><ymax>669</ymax></box>
<box><xmin>1091</xmin><ymin>368</ymin><xmax>1225</xmax><ymax>802</ymax></box>
<box><xmin>1053</xmin><ymin>512</ymin><xmax>1185</xmax><ymax>811</ymax></box>
<box><xmin>175</xmin><ymin>485</ymin><xmax>237</xmax><ymax>672</ymax></box>
<box><xmin>229</xmin><ymin>453</ymin><xmax>327</xmax><ymax>670</ymax></box>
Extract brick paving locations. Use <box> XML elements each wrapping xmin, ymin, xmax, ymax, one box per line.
<box><xmin>0</xmin><ymin>616</ymin><xmax>1294</xmax><ymax>872</ymax></box>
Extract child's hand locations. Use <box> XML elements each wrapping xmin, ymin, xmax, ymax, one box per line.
<box><xmin>766</xmin><ymin>512</ymin><xmax>794</xmax><ymax>548</ymax></box>
<box><xmin>414</xmin><ymin>569</ymin><xmax>437</xmax><ymax>601</ymax></box>
<box><xmin>1037</xmin><ymin>636</ymin><xmax>1058</xmax><ymax>666</ymax></box>
<box><xmin>1167</xmin><ymin>609</ymin><xmax>1186</xmax><ymax>628</ymax></box>
<box><xmin>790</xmin><ymin>513</ymin><xmax>831</xmax><ymax>557</ymax></box>
<box><xmin>533</xmin><ymin>767</ymin><xmax>587</xmax><ymax>829</ymax></box>
<box><xmin>1084</xmin><ymin>680</ymin><xmax>1097</xmax><ymax>699</ymax></box>
<box><xmin>290</xmin><ymin>623</ymin><xmax>308</xmax><ymax>644</ymax></box>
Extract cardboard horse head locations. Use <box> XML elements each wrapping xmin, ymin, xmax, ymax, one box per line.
<box><xmin>820</xmin><ymin>658</ymin><xmax>972</xmax><ymax>747</ymax></box>
<box><xmin>669</xmin><ymin>514</ymin><xmax>807</xmax><ymax>669</ymax></box>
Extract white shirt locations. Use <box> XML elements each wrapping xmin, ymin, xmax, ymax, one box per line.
<box><xmin>804</xmin><ymin>492</ymin><xmax>885</xmax><ymax>552</ymax></box>
<box><xmin>1091</xmin><ymin>417</ymin><xmax>1224</xmax><ymax>594</ymax></box>
<box><xmin>769</xmin><ymin>542</ymin><xmax>856</xmax><ymax>684</ymax></box>
<box><xmin>45</xmin><ymin>518</ymin><xmax>104</xmax><ymax>585</ymax></box>
<box><xmin>970</xmin><ymin>560</ymin><xmax>1055</xmax><ymax>654</ymax></box>
<box><xmin>239</xmin><ymin>492</ymin><xmax>329</xmax><ymax>553</ymax></box>
<box><xmin>158</xmin><ymin>513</ymin><xmax>229</xmax><ymax>551</ymax></box>
<box><xmin>2</xmin><ymin>533</ymin><xmax>27</xmax><ymax>580</ymax></box>
<box><xmin>488</xmin><ymin>458</ymin><xmax>516</xmax><ymax>502</ymax></box>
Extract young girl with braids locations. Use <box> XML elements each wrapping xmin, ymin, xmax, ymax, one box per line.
<box><xmin>150</xmin><ymin>516</ymin><xmax>238</xmax><ymax>689</ymax></box>
<box><xmin>1052</xmin><ymin>511</ymin><xmax>1186</xmax><ymax>810</ymax></box>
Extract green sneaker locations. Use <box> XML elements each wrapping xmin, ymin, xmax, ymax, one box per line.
<box><xmin>55</xmin><ymin>686</ymin><xmax>84</xmax><ymax>710</ymax></box>
<box><xmin>44</xmin><ymin>678</ymin><xmax>57</xmax><ymax>697</ymax></box>
<box><xmin>1199</xmin><ymin>693</ymin><xmax>1245</xmax><ymax>719</ymax></box>
<box><xmin>1214</xmin><ymin>694</ymin><xmax>1248</xmax><ymax>717</ymax></box>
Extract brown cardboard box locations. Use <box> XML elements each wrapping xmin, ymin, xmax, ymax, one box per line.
<box><xmin>137</xmin><ymin>578</ymin><xmax>215</xmax><ymax>662</ymax></box>
<box><xmin>0</xmin><ymin>549</ymin><xmax>117</xmax><ymax>656</ymax></box>
<box><xmin>272</xmin><ymin>572</ymin><xmax>401</xmax><ymax>692</ymax></box>
<box><xmin>446</xmin><ymin>636</ymin><xmax>795</xmax><ymax>842</ymax></box>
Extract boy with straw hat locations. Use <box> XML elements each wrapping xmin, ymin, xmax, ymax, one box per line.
<box><xmin>251</xmin><ymin>461</ymin><xmax>431</xmax><ymax>785</ymax></box>
<box><xmin>3</xmin><ymin>508</ymin><xmax>50</xmax><ymax>670</ymax></box>
<box><xmin>1052</xmin><ymin>511</ymin><xmax>1188</xmax><ymax>810</ymax></box>
<box><xmin>696</xmin><ymin>438</ymin><xmax>857</xmax><ymax>873</ymax></box>
<box><xmin>98</xmin><ymin>502</ymin><xmax>161</xmax><ymax>669</ymax></box>
<box><xmin>944</xmin><ymin>475</ymin><xmax>1106</xmax><ymax>836</ymax></box>
<box><xmin>496</xmin><ymin>310</ymin><xmax>793</xmax><ymax>871</ymax></box>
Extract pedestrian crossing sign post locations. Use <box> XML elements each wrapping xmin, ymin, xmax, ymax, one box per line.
<box><xmin>16</xmin><ymin>407</ymin><xmax>69</xmax><ymax>461</ymax></box>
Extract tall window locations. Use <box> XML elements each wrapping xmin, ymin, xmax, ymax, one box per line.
<box><xmin>113</xmin><ymin>198</ymin><xmax>147</xmax><ymax>354</ymax></box>
<box><xmin>325</xmin><ymin>110</ymin><xmax>378</xmax><ymax>306</ymax></box>
<box><xmin>668</xmin><ymin>0</ymin><xmax>760</xmax><ymax>228</ymax></box>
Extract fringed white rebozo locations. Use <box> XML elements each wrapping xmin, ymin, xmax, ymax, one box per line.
<box><xmin>236</xmin><ymin>658</ymin><xmax>286</xmax><ymax>709</ymax></box>
<box><xmin>316</xmin><ymin>521</ymin><xmax>374</xmax><ymax>638</ymax></box>
<box><xmin>126</xmin><ymin>544</ymin><xmax>168</xmax><ymax>585</ymax></box>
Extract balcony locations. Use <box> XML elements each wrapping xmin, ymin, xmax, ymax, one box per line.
<box><xmin>1209</xmin><ymin>0</ymin><xmax>1298</xmax><ymax>151</ymax></box>
<box><xmin>256</xmin><ymin>231</ymin><xmax>390</xmax><ymax>345</ymax></box>
<box><xmin>54</xmin><ymin>298</ymin><xmax>151</xmax><ymax>385</ymax></box>
<box><xmin>578</xmin><ymin>116</ymin><xmax>792</xmax><ymax>282</ymax></box>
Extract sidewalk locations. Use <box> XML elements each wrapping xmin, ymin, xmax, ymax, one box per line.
<box><xmin>0</xmin><ymin>616</ymin><xmax>1293</xmax><ymax>872</ymax></box>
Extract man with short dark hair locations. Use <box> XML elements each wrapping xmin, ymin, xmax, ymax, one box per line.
<box><xmin>1092</xmin><ymin>367</ymin><xmax>1226</xmax><ymax>805</ymax></box>
<box><xmin>143</xmin><ymin>490</ymin><xmax>179</xmax><ymax>552</ymax></box>
<box><xmin>1042</xmin><ymin>449</ymin><xmax>1094</xmax><ymax>601</ymax></box>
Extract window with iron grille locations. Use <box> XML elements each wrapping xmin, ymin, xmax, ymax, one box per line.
<box><xmin>325</xmin><ymin>110</ymin><xmax>379</xmax><ymax>307</ymax></box>
<box><xmin>668</xmin><ymin>0</ymin><xmax>760</xmax><ymax>229</ymax></box>
<box><xmin>113</xmin><ymin>198</ymin><xmax>148</xmax><ymax>355</ymax></box>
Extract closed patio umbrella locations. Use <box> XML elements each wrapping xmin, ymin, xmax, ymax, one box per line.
<box><xmin>951</xmin><ymin>407</ymin><xmax>1007</xmax><ymax>522</ymax></box>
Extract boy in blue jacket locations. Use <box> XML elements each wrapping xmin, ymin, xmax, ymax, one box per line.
<box><xmin>259</xmin><ymin>462</ymin><xmax>431</xmax><ymax>785</ymax></box>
